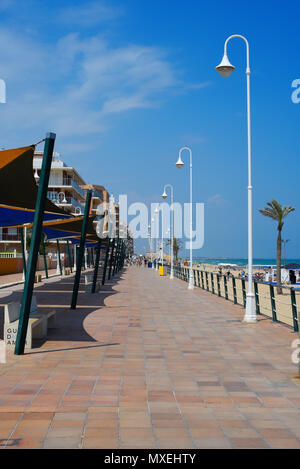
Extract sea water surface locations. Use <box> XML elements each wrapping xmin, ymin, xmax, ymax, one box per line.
<box><xmin>188</xmin><ymin>258</ymin><xmax>300</xmax><ymax>267</ymax></box>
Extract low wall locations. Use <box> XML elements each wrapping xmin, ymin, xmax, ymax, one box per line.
<box><xmin>0</xmin><ymin>258</ymin><xmax>23</xmax><ymax>275</ymax></box>
<box><xmin>0</xmin><ymin>256</ymin><xmax>59</xmax><ymax>276</ymax></box>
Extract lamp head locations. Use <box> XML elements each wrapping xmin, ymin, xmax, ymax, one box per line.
<box><xmin>162</xmin><ymin>191</ymin><xmax>167</xmax><ymax>199</ymax></box>
<box><xmin>216</xmin><ymin>54</ymin><xmax>235</xmax><ymax>77</ymax></box>
<box><xmin>176</xmin><ymin>154</ymin><xmax>184</xmax><ymax>169</ymax></box>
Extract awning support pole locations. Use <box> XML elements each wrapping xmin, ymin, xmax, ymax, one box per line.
<box><xmin>71</xmin><ymin>190</ymin><xmax>92</xmax><ymax>309</ymax></box>
<box><xmin>15</xmin><ymin>132</ymin><xmax>56</xmax><ymax>355</ymax></box>
<box><xmin>113</xmin><ymin>238</ymin><xmax>120</xmax><ymax>276</ymax></box>
<box><xmin>102</xmin><ymin>237</ymin><xmax>110</xmax><ymax>285</ymax></box>
<box><xmin>108</xmin><ymin>238</ymin><xmax>116</xmax><ymax>280</ymax></box>
<box><xmin>92</xmin><ymin>238</ymin><xmax>102</xmax><ymax>294</ymax></box>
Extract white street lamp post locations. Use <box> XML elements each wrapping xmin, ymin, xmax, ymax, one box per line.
<box><xmin>176</xmin><ymin>147</ymin><xmax>194</xmax><ymax>290</ymax></box>
<box><xmin>155</xmin><ymin>207</ymin><xmax>159</xmax><ymax>271</ymax></box>
<box><xmin>162</xmin><ymin>184</ymin><xmax>174</xmax><ymax>279</ymax></box>
<box><xmin>151</xmin><ymin>218</ymin><xmax>155</xmax><ymax>268</ymax></box>
<box><xmin>216</xmin><ymin>34</ymin><xmax>255</xmax><ymax>322</ymax></box>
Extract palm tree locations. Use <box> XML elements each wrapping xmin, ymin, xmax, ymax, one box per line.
<box><xmin>166</xmin><ymin>237</ymin><xmax>183</xmax><ymax>262</ymax></box>
<box><xmin>259</xmin><ymin>200</ymin><xmax>295</xmax><ymax>294</ymax></box>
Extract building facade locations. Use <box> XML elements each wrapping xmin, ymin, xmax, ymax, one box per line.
<box><xmin>0</xmin><ymin>151</ymin><xmax>110</xmax><ymax>252</ymax></box>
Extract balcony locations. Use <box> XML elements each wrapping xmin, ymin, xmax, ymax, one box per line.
<box><xmin>63</xmin><ymin>178</ymin><xmax>85</xmax><ymax>198</ymax></box>
<box><xmin>48</xmin><ymin>178</ymin><xmax>85</xmax><ymax>199</ymax></box>
<box><xmin>58</xmin><ymin>197</ymin><xmax>84</xmax><ymax>212</ymax></box>
<box><xmin>0</xmin><ymin>233</ymin><xmax>20</xmax><ymax>241</ymax></box>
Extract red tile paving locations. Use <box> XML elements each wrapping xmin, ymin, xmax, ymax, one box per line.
<box><xmin>0</xmin><ymin>269</ymin><xmax>58</xmax><ymax>286</ymax></box>
<box><xmin>0</xmin><ymin>266</ymin><xmax>300</xmax><ymax>449</ymax></box>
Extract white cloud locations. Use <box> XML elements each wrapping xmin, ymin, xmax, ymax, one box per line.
<box><xmin>207</xmin><ymin>194</ymin><xmax>227</xmax><ymax>206</ymax></box>
<box><xmin>0</xmin><ymin>29</ymin><xmax>179</xmax><ymax>145</ymax></box>
<box><xmin>59</xmin><ymin>1</ymin><xmax>122</xmax><ymax>26</ymax></box>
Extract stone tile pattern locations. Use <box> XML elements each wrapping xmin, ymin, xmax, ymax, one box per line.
<box><xmin>0</xmin><ymin>266</ymin><xmax>300</xmax><ymax>449</ymax></box>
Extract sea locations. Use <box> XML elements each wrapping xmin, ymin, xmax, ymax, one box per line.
<box><xmin>187</xmin><ymin>258</ymin><xmax>300</xmax><ymax>267</ymax></box>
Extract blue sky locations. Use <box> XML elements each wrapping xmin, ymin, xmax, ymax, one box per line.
<box><xmin>0</xmin><ymin>0</ymin><xmax>299</xmax><ymax>258</ymax></box>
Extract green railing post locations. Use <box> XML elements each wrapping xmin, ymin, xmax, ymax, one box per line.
<box><xmin>269</xmin><ymin>283</ymin><xmax>277</xmax><ymax>322</ymax></box>
<box><xmin>92</xmin><ymin>238</ymin><xmax>102</xmax><ymax>294</ymax></box>
<box><xmin>102</xmin><ymin>237</ymin><xmax>110</xmax><ymax>285</ymax></box>
<box><xmin>15</xmin><ymin>133</ymin><xmax>56</xmax><ymax>355</ymax></box>
<box><xmin>232</xmin><ymin>276</ymin><xmax>237</xmax><ymax>304</ymax></box>
<box><xmin>56</xmin><ymin>239</ymin><xmax>62</xmax><ymax>275</ymax></box>
<box><xmin>254</xmin><ymin>281</ymin><xmax>260</xmax><ymax>315</ymax></box>
<box><xmin>211</xmin><ymin>273</ymin><xmax>215</xmax><ymax>295</ymax></box>
<box><xmin>217</xmin><ymin>274</ymin><xmax>221</xmax><ymax>297</ymax></box>
<box><xmin>241</xmin><ymin>279</ymin><xmax>246</xmax><ymax>308</ymax></box>
<box><xmin>224</xmin><ymin>275</ymin><xmax>228</xmax><ymax>300</ymax></box>
<box><xmin>205</xmin><ymin>272</ymin><xmax>209</xmax><ymax>292</ymax></box>
<box><xmin>196</xmin><ymin>270</ymin><xmax>200</xmax><ymax>287</ymax></box>
<box><xmin>42</xmin><ymin>233</ymin><xmax>48</xmax><ymax>279</ymax></box>
<box><xmin>20</xmin><ymin>227</ymin><xmax>27</xmax><ymax>277</ymax></box>
<box><xmin>291</xmin><ymin>288</ymin><xmax>299</xmax><ymax>332</ymax></box>
<box><xmin>201</xmin><ymin>271</ymin><xmax>204</xmax><ymax>289</ymax></box>
<box><xmin>71</xmin><ymin>190</ymin><xmax>92</xmax><ymax>309</ymax></box>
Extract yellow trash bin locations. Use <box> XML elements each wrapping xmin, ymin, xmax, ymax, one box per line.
<box><xmin>159</xmin><ymin>266</ymin><xmax>165</xmax><ymax>276</ymax></box>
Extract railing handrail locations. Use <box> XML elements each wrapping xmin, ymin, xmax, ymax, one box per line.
<box><xmin>167</xmin><ymin>265</ymin><xmax>300</xmax><ymax>333</ymax></box>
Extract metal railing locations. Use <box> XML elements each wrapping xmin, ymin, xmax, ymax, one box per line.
<box><xmin>167</xmin><ymin>264</ymin><xmax>300</xmax><ymax>332</ymax></box>
<box><xmin>63</xmin><ymin>178</ymin><xmax>85</xmax><ymax>198</ymax></box>
<box><xmin>0</xmin><ymin>251</ymin><xmax>22</xmax><ymax>258</ymax></box>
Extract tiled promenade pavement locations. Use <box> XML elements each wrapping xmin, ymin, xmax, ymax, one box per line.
<box><xmin>0</xmin><ymin>269</ymin><xmax>58</xmax><ymax>286</ymax></box>
<box><xmin>1</xmin><ymin>266</ymin><xmax>300</xmax><ymax>449</ymax></box>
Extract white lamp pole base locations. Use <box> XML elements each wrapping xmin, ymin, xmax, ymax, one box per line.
<box><xmin>243</xmin><ymin>293</ymin><xmax>256</xmax><ymax>322</ymax></box>
<box><xmin>188</xmin><ymin>273</ymin><xmax>194</xmax><ymax>290</ymax></box>
<box><xmin>170</xmin><ymin>268</ymin><xmax>174</xmax><ymax>280</ymax></box>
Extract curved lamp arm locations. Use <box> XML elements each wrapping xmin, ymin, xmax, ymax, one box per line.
<box><xmin>224</xmin><ymin>35</ymin><xmax>250</xmax><ymax>74</ymax></box>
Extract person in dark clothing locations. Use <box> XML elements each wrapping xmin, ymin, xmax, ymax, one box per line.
<box><xmin>290</xmin><ymin>270</ymin><xmax>296</xmax><ymax>284</ymax></box>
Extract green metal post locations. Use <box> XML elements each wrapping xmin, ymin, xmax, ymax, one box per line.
<box><xmin>241</xmin><ymin>279</ymin><xmax>246</xmax><ymax>308</ymax></box>
<box><xmin>217</xmin><ymin>274</ymin><xmax>221</xmax><ymax>297</ymax></box>
<box><xmin>67</xmin><ymin>239</ymin><xmax>73</xmax><ymax>273</ymax></box>
<box><xmin>20</xmin><ymin>227</ymin><xmax>27</xmax><ymax>277</ymax></box>
<box><xmin>195</xmin><ymin>270</ymin><xmax>199</xmax><ymax>287</ymax></box>
<box><xmin>42</xmin><ymin>233</ymin><xmax>48</xmax><ymax>279</ymax></box>
<box><xmin>211</xmin><ymin>273</ymin><xmax>215</xmax><ymax>295</ymax></box>
<box><xmin>291</xmin><ymin>288</ymin><xmax>298</xmax><ymax>333</ymax></box>
<box><xmin>108</xmin><ymin>238</ymin><xmax>116</xmax><ymax>280</ymax></box>
<box><xmin>269</xmin><ymin>284</ymin><xmax>277</xmax><ymax>322</ymax></box>
<box><xmin>117</xmin><ymin>242</ymin><xmax>124</xmax><ymax>272</ymax></box>
<box><xmin>232</xmin><ymin>276</ymin><xmax>237</xmax><ymax>304</ymax></box>
<box><xmin>205</xmin><ymin>272</ymin><xmax>209</xmax><ymax>292</ymax></box>
<box><xmin>71</xmin><ymin>190</ymin><xmax>92</xmax><ymax>309</ymax></box>
<box><xmin>201</xmin><ymin>271</ymin><xmax>204</xmax><ymax>289</ymax></box>
<box><xmin>92</xmin><ymin>238</ymin><xmax>102</xmax><ymax>294</ymax></box>
<box><xmin>102</xmin><ymin>237</ymin><xmax>110</xmax><ymax>285</ymax></box>
<box><xmin>224</xmin><ymin>276</ymin><xmax>228</xmax><ymax>300</ymax></box>
<box><xmin>254</xmin><ymin>281</ymin><xmax>260</xmax><ymax>315</ymax></box>
<box><xmin>56</xmin><ymin>239</ymin><xmax>62</xmax><ymax>275</ymax></box>
<box><xmin>15</xmin><ymin>133</ymin><xmax>56</xmax><ymax>355</ymax></box>
<box><xmin>113</xmin><ymin>238</ymin><xmax>120</xmax><ymax>276</ymax></box>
